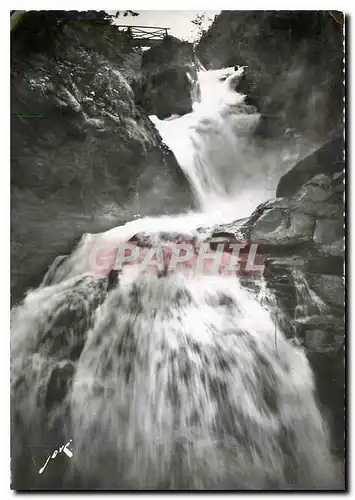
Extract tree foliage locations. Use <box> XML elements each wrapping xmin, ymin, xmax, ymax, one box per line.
<box><xmin>190</xmin><ymin>13</ymin><xmax>214</xmax><ymax>43</ymax></box>
<box><xmin>11</xmin><ymin>10</ymin><xmax>140</xmax><ymax>57</ymax></box>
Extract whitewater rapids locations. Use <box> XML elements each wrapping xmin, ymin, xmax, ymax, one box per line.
<box><xmin>10</xmin><ymin>65</ymin><xmax>343</xmax><ymax>489</ymax></box>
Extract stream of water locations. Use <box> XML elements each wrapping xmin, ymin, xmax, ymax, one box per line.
<box><xmin>11</xmin><ymin>65</ymin><xmax>341</xmax><ymax>489</ymax></box>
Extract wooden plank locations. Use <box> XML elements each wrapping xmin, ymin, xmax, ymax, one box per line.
<box><xmin>131</xmin><ymin>28</ymin><xmax>165</xmax><ymax>36</ymax></box>
<box><xmin>114</xmin><ymin>24</ymin><xmax>169</xmax><ymax>45</ymax></box>
<box><xmin>115</xmin><ymin>24</ymin><xmax>169</xmax><ymax>30</ymax></box>
<box><xmin>132</xmin><ymin>34</ymin><xmax>165</xmax><ymax>39</ymax></box>
<box><xmin>117</xmin><ymin>28</ymin><xmax>163</xmax><ymax>37</ymax></box>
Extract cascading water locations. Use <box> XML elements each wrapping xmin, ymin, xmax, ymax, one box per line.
<box><xmin>11</xmin><ymin>65</ymin><xmax>342</xmax><ymax>489</ymax></box>
<box><xmin>150</xmin><ymin>66</ymin><xmax>263</xmax><ymax>215</ymax></box>
<box><xmin>150</xmin><ymin>65</ymin><xmax>315</xmax><ymax>218</ymax></box>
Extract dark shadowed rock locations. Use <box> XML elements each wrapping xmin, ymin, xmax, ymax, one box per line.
<box><xmin>293</xmin><ymin>174</ymin><xmax>333</xmax><ymax>203</ymax></box>
<box><xmin>314</xmin><ymin>219</ymin><xmax>344</xmax><ymax>257</ymax></box>
<box><xmin>137</xmin><ymin>67</ymin><xmax>194</xmax><ymax>118</ymax></box>
<box><xmin>137</xmin><ymin>37</ymin><xmax>197</xmax><ymax>119</ymax></box>
<box><xmin>250</xmin><ymin>208</ymin><xmax>315</xmax><ymax>246</ymax></box>
<box><xmin>277</xmin><ymin>132</ymin><xmax>344</xmax><ymax>197</ymax></box>
<box><xmin>307</xmin><ymin>274</ymin><xmax>344</xmax><ymax>309</ymax></box>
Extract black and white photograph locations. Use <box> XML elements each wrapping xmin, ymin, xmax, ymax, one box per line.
<box><xmin>10</xmin><ymin>9</ymin><xmax>345</xmax><ymax>491</ymax></box>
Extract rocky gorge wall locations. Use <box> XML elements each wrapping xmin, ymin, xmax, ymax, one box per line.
<box><xmin>11</xmin><ymin>12</ymin><xmax>193</xmax><ymax>305</ymax></box>
<box><xmin>135</xmin><ymin>36</ymin><xmax>198</xmax><ymax>119</ymax></box>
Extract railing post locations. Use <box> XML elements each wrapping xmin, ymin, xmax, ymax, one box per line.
<box><xmin>116</xmin><ymin>25</ymin><xmax>170</xmax><ymax>44</ymax></box>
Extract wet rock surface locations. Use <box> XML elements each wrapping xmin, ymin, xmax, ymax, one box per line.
<box><xmin>237</xmin><ymin>136</ymin><xmax>344</xmax><ymax>337</ymax></box>
<box><xmin>277</xmin><ymin>132</ymin><xmax>344</xmax><ymax>197</ymax></box>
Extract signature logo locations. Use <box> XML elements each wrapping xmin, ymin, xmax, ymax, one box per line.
<box><xmin>38</xmin><ymin>439</ymin><xmax>73</xmax><ymax>475</ymax></box>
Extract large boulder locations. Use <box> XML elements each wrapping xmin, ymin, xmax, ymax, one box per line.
<box><xmin>276</xmin><ymin>131</ymin><xmax>344</xmax><ymax>197</ymax></box>
<box><xmin>136</xmin><ymin>36</ymin><xmax>198</xmax><ymax>118</ymax></box>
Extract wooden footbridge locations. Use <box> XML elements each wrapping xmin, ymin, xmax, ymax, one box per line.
<box><xmin>116</xmin><ymin>25</ymin><xmax>170</xmax><ymax>47</ymax></box>
<box><xmin>10</xmin><ymin>12</ymin><xmax>173</xmax><ymax>49</ymax></box>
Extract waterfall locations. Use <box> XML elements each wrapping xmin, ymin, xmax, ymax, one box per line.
<box><xmin>150</xmin><ymin>66</ymin><xmax>262</xmax><ymax>215</ymax></box>
<box><xmin>10</xmin><ymin>64</ymin><xmax>342</xmax><ymax>490</ymax></box>
<box><xmin>150</xmin><ymin>65</ymin><xmax>309</xmax><ymax>218</ymax></box>
<box><xmin>11</xmin><ymin>272</ymin><xmax>339</xmax><ymax>489</ymax></box>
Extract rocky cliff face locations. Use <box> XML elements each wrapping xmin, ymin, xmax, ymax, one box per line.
<box><xmin>11</xmin><ymin>13</ymin><xmax>193</xmax><ymax>305</ymax></box>
<box><xmin>197</xmin><ymin>11</ymin><xmax>344</xmax><ymax>141</ymax></box>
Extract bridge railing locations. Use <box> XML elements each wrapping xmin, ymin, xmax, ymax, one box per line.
<box><xmin>116</xmin><ymin>25</ymin><xmax>169</xmax><ymax>40</ymax></box>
